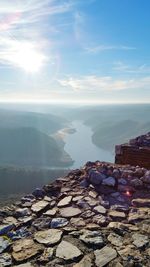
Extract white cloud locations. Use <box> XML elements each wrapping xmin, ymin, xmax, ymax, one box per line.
<box><xmin>85</xmin><ymin>45</ymin><xmax>136</xmax><ymax>53</ymax></box>
<box><xmin>58</xmin><ymin>75</ymin><xmax>150</xmax><ymax>91</ymax></box>
<box><xmin>113</xmin><ymin>61</ymin><xmax>150</xmax><ymax>74</ymax></box>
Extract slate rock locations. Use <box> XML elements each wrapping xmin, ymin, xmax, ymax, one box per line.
<box><xmin>73</xmin><ymin>254</ymin><xmax>93</xmax><ymax>267</ymax></box>
<box><xmin>80</xmin><ymin>230</ymin><xmax>104</xmax><ymax>246</ymax></box>
<box><xmin>13</xmin><ymin>264</ymin><xmax>34</xmax><ymax>267</ymax></box>
<box><xmin>51</xmin><ymin>218</ymin><xmax>68</xmax><ymax>228</ymax></box>
<box><xmin>43</xmin><ymin>208</ymin><xmax>57</xmax><ymax>216</ymax></box>
<box><xmin>107</xmin><ymin>233</ymin><xmax>123</xmax><ymax>247</ymax></box>
<box><xmin>0</xmin><ymin>224</ymin><xmax>14</xmax><ymax>235</ymax></box>
<box><xmin>93</xmin><ymin>215</ymin><xmax>107</xmax><ymax>226</ymax></box>
<box><xmin>108</xmin><ymin>210</ymin><xmax>126</xmax><ymax>220</ymax></box>
<box><xmin>56</xmin><ymin>240</ymin><xmax>82</xmax><ymax>261</ymax></box>
<box><xmin>38</xmin><ymin>247</ymin><xmax>54</xmax><ymax>262</ymax></box>
<box><xmin>0</xmin><ymin>236</ymin><xmax>11</xmax><ymax>253</ymax></box>
<box><xmin>102</xmin><ymin>177</ymin><xmax>116</xmax><ymax>187</ymax></box>
<box><xmin>70</xmin><ymin>218</ymin><xmax>86</xmax><ymax>227</ymax></box>
<box><xmin>132</xmin><ymin>233</ymin><xmax>149</xmax><ymax>248</ymax></box>
<box><xmin>60</xmin><ymin>207</ymin><xmax>82</xmax><ymax>218</ymax></box>
<box><xmin>118</xmin><ymin>245</ymin><xmax>142</xmax><ymax>261</ymax></box>
<box><xmin>31</xmin><ymin>200</ymin><xmax>49</xmax><ymax>213</ymax></box>
<box><xmin>34</xmin><ymin>229</ymin><xmax>62</xmax><ymax>245</ymax></box>
<box><xmin>32</xmin><ymin>188</ymin><xmax>45</xmax><ymax>198</ymax></box>
<box><xmin>132</xmin><ymin>198</ymin><xmax>150</xmax><ymax>207</ymax></box>
<box><xmin>57</xmin><ymin>196</ymin><xmax>72</xmax><ymax>207</ymax></box>
<box><xmin>0</xmin><ymin>253</ymin><xmax>12</xmax><ymax>266</ymax></box>
<box><xmin>12</xmin><ymin>238</ymin><xmax>43</xmax><ymax>262</ymax></box>
<box><xmin>15</xmin><ymin>208</ymin><xmax>31</xmax><ymax>218</ymax></box>
<box><xmin>93</xmin><ymin>205</ymin><xmax>106</xmax><ymax>214</ymax></box>
<box><xmin>94</xmin><ymin>246</ymin><xmax>117</xmax><ymax>267</ymax></box>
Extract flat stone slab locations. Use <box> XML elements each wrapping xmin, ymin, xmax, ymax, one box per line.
<box><xmin>73</xmin><ymin>254</ymin><xmax>93</xmax><ymax>267</ymax></box>
<box><xmin>43</xmin><ymin>208</ymin><xmax>57</xmax><ymax>216</ymax></box>
<box><xmin>56</xmin><ymin>240</ymin><xmax>82</xmax><ymax>261</ymax></box>
<box><xmin>12</xmin><ymin>238</ymin><xmax>43</xmax><ymax>262</ymax></box>
<box><xmin>108</xmin><ymin>210</ymin><xmax>126</xmax><ymax>220</ymax></box>
<box><xmin>80</xmin><ymin>230</ymin><xmax>104</xmax><ymax>246</ymax></box>
<box><xmin>107</xmin><ymin>233</ymin><xmax>123</xmax><ymax>247</ymax></box>
<box><xmin>0</xmin><ymin>236</ymin><xmax>12</xmax><ymax>253</ymax></box>
<box><xmin>132</xmin><ymin>198</ymin><xmax>150</xmax><ymax>207</ymax></box>
<box><xmin>13</xmin><ymin>264</ymin><xmax>34</xmax><ymax>267</ymax></box>
<box><xmin>57</xmin><ymin>196</ymin><xmax>72</xmax><ymax>207</ymax></box>
<box><xmin>0</xmin><ymin>253</ymin><xmax>12</xmax><ymax>266</ymax></box>
<box><xmin>132</xmin><ymin>233</ymin><xmax>149</xmax><ymax>248</ymax></box>
<box><xmin>60</xmin><ymin>207</ymin><xmax>82</xmax><ymax>218</ymax></box>
<box><xmin>34</xmin><ymin>229</ymin><xmax>63</xmax><ymax>245</ymax></box>
<box><xmin>31</xmin><ymin>200</ymin><xmax>49</xmax><ymax>213</ymax></box>
<box><xmin>51</xmin><ymin>217</ymin><xmax>69</xmax><ymax>228</ymax></box>
<box><xmin>93</xmin><ymin>205</ymin><xmax>106</xmax><ymax>214</ymax></box>
<box><xmin>94</xmin><ymin>246</ymin><xmax>117</xmax><ymax>267</ymax></box>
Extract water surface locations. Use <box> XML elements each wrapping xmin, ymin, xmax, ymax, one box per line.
<box><xmin>64</xmin><ymin>121</ymin><xmax>114</xmax><ymax>168</ymax></box>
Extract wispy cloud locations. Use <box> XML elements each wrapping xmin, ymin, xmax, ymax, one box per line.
<box><xmin>58</xmin><ymin>74</ymin><xmax>150</xmax><ymax>91</ymax></box>
<box><xmin>113</xmin><ymin>61</ymin><xmax>150</xmax><ymax>74</ymax></box>
<box><xmin>85</xmin><ymin>45</ymin><xmax>136</xmax><ymax>53</ymax></box>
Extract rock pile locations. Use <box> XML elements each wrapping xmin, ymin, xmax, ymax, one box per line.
<box><xmin>0</xmin><ymin>161</ymin><xmax>150</xmax><ymax>266</ymax></box>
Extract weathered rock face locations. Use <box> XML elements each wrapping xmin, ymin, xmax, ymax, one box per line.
<box><xmin>0</xmin><ymin>160</ymin><xmax>150</xmax><ymax>266</ymax></box>
<box><xmin>115</xmin><ymin>132</ymin><xmax>150</xmax><ymax>168</ymax></box>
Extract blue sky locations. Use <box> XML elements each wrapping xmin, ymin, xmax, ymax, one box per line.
<box><xmin>0</xmin><ymin>0</ymin><xmax>150</xmax><ymax>103</ymax></box>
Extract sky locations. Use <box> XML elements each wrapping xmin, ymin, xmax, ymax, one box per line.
<box><xmin>0</xmin><ymin>0</ymin><xmax>150</xmax><ymax>104</ymax></box>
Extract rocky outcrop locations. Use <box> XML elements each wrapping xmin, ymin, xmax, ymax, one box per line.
<box><xmin>0</xmin><ymin>161</ymin><xmax>150</xmax><ymax>266</ymax></box>
<box><xmin>115</xmin><ymin>132</ymin><xmax>150</xmax><ymax>168</ymax></box>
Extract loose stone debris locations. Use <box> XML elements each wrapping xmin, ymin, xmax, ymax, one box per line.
<box><xmin>0</xmin><ymin>160</ymin><xmax>150</xmax><ymax>266</ymax></box>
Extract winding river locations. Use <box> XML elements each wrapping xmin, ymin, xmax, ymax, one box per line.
<box><xmin>63</xmin><ymin>121</ymin><xmax>114</xmax><ymax>168</ymax></box>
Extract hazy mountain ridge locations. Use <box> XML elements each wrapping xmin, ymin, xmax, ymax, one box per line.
<box><xmin>0</xmin><ymin>109</ymin><xmax>68</xmax><ymax>134</ymax></box>
<box><xmin>0</xmin><ymin>127</ymin><xmax>73</xmax><ymax>167</ymax></box>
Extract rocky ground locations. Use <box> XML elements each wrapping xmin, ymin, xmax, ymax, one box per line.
<box><xmin>0</xmin><ymin>161</ymin><xmax>150</xmax><ymax>267</ymax></box>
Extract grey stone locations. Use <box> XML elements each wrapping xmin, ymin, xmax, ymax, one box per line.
<box><xmin>51</xmin><ymin>217</ymin><xmax>68</xmax><ymax>228</ymax></box>
<box><xmin>12</xmin><ymin>238</ymin><xmax>43</xmax><ymax>262</ymax></box>
<box><xmin>0</xmin><ymin>224</ymin><xmax>14</xmax><ymax>235</ymax></box>
<box><xmin>43</xmin><ymin>208</ymin><xmax>57</xmax><ymax>216</ymax></box>
<box><xmin>93</xmin><ymin>205</ymin><xmax>106</xmax><ymax>214</ymax></box>
<box><xmin>70</xmin><ymin>217</ymin><xmax>86</xmax><ymax>227</ymax></box>
<box><xmin>0</xmin><ymin>253</ymin><xmax>12</xmax><ymax>266</ymax></box>
<box><xmin>15</xmin><ymin>208</ymin><xmax>31</xmax><ymax>217</ymax></box>
<box><xmin>56</xmin><ymin>240</ymin><xmax>82</xmax><ymax>261</ymax></box>
<box><xmin>102</xmin><ymin>177</ymin><xmax>116</xmax><ymax>187</ymax></box>
<box><xmin>107</xmin><ymin>233</ymin><xmax>123</xmax><ymax>247</ymax></box>
<box><xmin>94</xmin><ymin>246</ymin><xmax>117</xmax><ymax>267</ymax></box>
<box><xmin>60</xmin><ymin>207</ymin><xmax>82</xmax><ymax>218</ymax></box>
<box><xmin>57</xmin><ymin>196</ymin><xmax>72</xmax><ymax>207</ymax></box>
<box><xmin>80</xmin><ymin>230</ymin><xmax>104</xmax><ymax>246</ymax></box>
<box><xmin>31</xmin><ymin>200</ymin><xmax>49</xmax><ymax>213</ymax></box>
<box><xmin>0</xmin><ymin>237</ymin><xmax>11</xmax><ymax>253</ymax></box>
<box><xmin>34</xmin><ymin>229</ymin><xmax>62</xmax><ymax>245</ymax></box>
<box><xmin>73</xmin><ymin>254</ymin><xmax>93</xmax><ymax>267</ymax></box>
<box><xmin>132</xmin><ymin>233</ymin><xmax>149</xmax><ymax>248</ymax></box>
<box><xmin>132</xmin><ymin>198</ymin><xmax>150</xmax><ymax>207</ymax></box>
<box><xmin>38</xmin><ymin>247</ymin><xmax>54</xmax><ymax>262</ymax></box>
<box><xmin>93</xmin><ymin>215</ymin><xmax>107</xmax><ymax>226</ymax></box>
<box><xmin>108</xmin><ymin>210</ymin><xmax>126</xmax><ymax>220</ymax></box>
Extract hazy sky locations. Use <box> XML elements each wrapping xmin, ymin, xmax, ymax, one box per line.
<box><xmin>0</xmin><ymin>0</ymin><xmax>150</xmax><ymax>103</ymax></box>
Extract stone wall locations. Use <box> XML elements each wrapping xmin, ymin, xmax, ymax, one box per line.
<box><xmin>115</xmin><ymin>144</ymin><xmax>150</xmax><ymax>168</ymax></box>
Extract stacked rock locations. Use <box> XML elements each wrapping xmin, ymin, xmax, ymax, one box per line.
<box><xmin>0</xmin><ymin>161</ymin><xmax>150</xmax><ymax>267</ymax></box>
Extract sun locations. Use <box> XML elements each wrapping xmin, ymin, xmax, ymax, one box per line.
<box><xmin>10</xmin><ymin>41</ymin><xmax>46</xmax><ymax>73</ymax></box>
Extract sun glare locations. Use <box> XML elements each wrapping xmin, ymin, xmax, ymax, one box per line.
<box><xmin>9</xmin><ymin>41</ymin><xmax>46</xmax><ymax>73</ymax></box>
